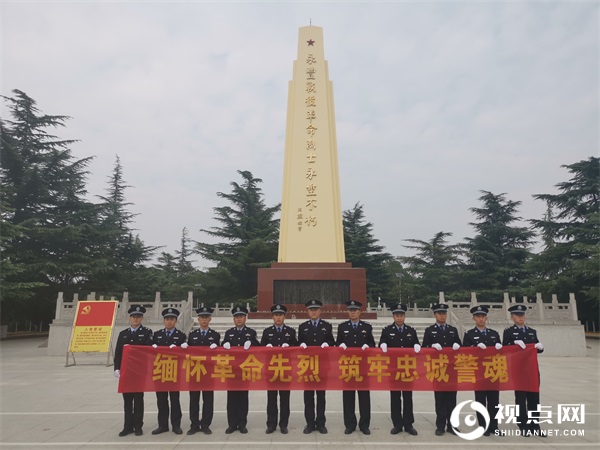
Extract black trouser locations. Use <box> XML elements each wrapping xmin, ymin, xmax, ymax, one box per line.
<box><xmin>434</xmin><ymin>391</ymin><xmax>457</xmax><ymax>430</ymax></box>
<box><xmin>304</xmin><ymin>390</ymin><xmax>326</xmax><ymax>428</ymax></box>
<box><xmin>342</xmin><ymin>390</ymin><xmax>370</xmax><ymax>430</ymax></box>
<box><xmin>266</xmin><ymin>390</ymin><xmax>290</xmax><ymax>429</ymax></box>
<box><xmin>475</xmin><ymin>390</ymin><xmax>500</xmax><ymax>432</ymax></box>
<box><xmin>227</xmin><ymin>391</ymin><xmax>249</xmax><ymax>428</ymax></box>
<box><xmin>156</xmin><ymin>391</ymin><xmax>181</xmax><ymax>429</ymax></box>
<box><xmin>189</xmin><ymin>391</ymin><xmax>214</xmax><ymax>429</ymax></box>
<box><xmin>122</xmin><ymin>392</ymin><xmax>144</xmax><ymax>431</ymax></box>
<box><xmin>390</xmin><ymin>391</ymin><xmax>414</xmax><ymax>429</ymax></box>
<box><xmin>515</xmin><ymin>390</ymin><xmax>541</xmax><ymax>432</ymax></box>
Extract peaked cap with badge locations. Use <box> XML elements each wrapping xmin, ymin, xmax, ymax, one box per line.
<box><xmin>270</xmin><ymin>304</ymin><xmax>288</xmax><ymax>314</ymax></box>
<box><xmin>508</xmin><ymin>304</ymin><xmax>527</xmax><ymax>315</ymax></box>
<box><xmin>470</xmin><ymin>305</ymin><xmax>489</xmax><ymax>316</ymax></box>
<box><xmin>161</xmin><ymin>307</ymin><xmax>179</xmax><ymax>318</ymax></box>
<box><xmin>128</xmin><ymin>305</ymin><xmax>146</xmax><ymax>316</ymax></box>
<box><xmin>196</xmin><ymin>306</ymin><xmax>214</xmax><ymax>316</ymax></box>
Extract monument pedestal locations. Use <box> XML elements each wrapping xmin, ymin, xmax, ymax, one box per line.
<box><xmin>255</xmin><ymin>262</ymin><xmax>372</xmax><ymax>319</ymax></box>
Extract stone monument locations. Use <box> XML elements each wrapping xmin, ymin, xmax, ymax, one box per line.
<box><xmin>257</xmin><ymin>26</ymin><xmax>368</xmax><ymax>318</ymax></box>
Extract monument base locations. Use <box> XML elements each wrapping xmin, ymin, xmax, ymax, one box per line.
<box><xmin>255</xmin><ymin>262</ymin><xmax>370</xmax><ymax>319</ymax></box>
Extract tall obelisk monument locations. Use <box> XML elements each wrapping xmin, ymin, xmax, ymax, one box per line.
<box><xmin>278</xmin><ymin>26</ymin><xmax>345</xmax><ymax>263</ymax></box>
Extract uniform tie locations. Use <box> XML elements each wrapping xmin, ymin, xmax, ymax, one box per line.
<box><xmin>313</xmin><ymin>321</ymin><xmax>318</xmax><ymax>328</ymax></box>
<box><xmin>202</xmin><ymin>330</ymin><xmax>206</xmax><ymax>337</ymax></box>
<box><xmin>353</xmin><ymin>323</ymin><xmax>358</xmax><ymax>330</ymax></box>
<box><xmin>277</xmin><ymin>327</ymin><xmax>282</xmax><ymax>333</ymax></box>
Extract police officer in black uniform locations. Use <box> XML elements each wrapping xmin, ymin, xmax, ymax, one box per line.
<box><xmin>298</xmin><ymin>299</ymin><xmax>335</xmax><ymax>434</ymax></box>
<box><xmin>222</xmin><ymin>305</ymin><xmax>260</xmax><ymax>434</ymax></box>
<box><xmin>463</xmin><ymin>305</ymin><xmax>503</xmax><ymax>436</ymax></box>
<box><xmin>185</xmin><ymin>306</ymin><xmax>220</xmax><ymax>435</ymax></box>
<box><xmin>151</xmin><ymin>308</ymin><xmax>186</xmax><ymax>435</ymax></box>
<box><xmin>336</xmin><ymin>300</ymin><xmax>376</xmax><ymax>435</ymax></box>
<box><xmin>422</xmin><ymin>303</ymin><xmax>462</xmax><ymax>436</ymax></box>
<box><xmin>379</xmin><ymin>303</ymin><xmax>420</xmax><ymax>436</ymax></box>
<box><xmin>114</xmin><ymin>305</ymin><xmax>154</xmax><ymax>437</ymax></box>
<box><xmin>261</xmin><ymin>304</ymin><xmax>298</xmax><ymax>434</ymax></box>
<box><xmin>502</xmin><ymin>304</ymin><xmax>545</xmax><ymax>436</ymax></box>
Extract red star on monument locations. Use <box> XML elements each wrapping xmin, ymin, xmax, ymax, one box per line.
<box><xmin>307</xmin><ymin>39</ymin><xmax>315</xmax><ymax>46</ymax></box>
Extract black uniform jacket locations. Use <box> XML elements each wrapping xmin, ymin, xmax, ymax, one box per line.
<box><xmin>114</xmin><ymin>325</ymin><xmax>154</xmax><ymax>370</ymax></box>
<box><xmin>502</xmin><ymin>325</ymin><xmax>543</xmax><ymax>354</ymax></box>
<box><xmin>463</xmin><ymin>327</ymin><xmax>501</xmax><ymax>347</ymax></box>
<box><xmin>261</xmin><ymin>324</ymin><xmax>299</xmax><ymax>347</ymax></box>
<box><xmin>187</xmin><ymin>328</ymin><xmax>221</xmax><ymax>347</ymax></box>
<box><xmin>153</xmin><ymin>328</ymin><xmax>187</xmax><ymax>346</ymax></box>
<box><xmin>336</xmin><ymin>320</ymin><xmax>376</xmax><ymax>348</ymax></box>
<box><xmin>298</xmin><ymin>319</ymin><xmax>336</xmax><ymax>346</ymax></box>
<box><xmin>222</xmin><ymin>326</ymin><xmax>260</xmax><ymax>347</ymax></box>
<box><xmin>422</xmin><ymin>323</ymin><xmax>462</xmax><ymax>348</ymax></box>
<box><xmin>379</xmin><ymin>323</ymin><xmax>420</xmax><ymax>348</ymax></box>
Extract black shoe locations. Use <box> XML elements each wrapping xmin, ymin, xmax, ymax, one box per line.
<box><xmin>239</xmin><ymin>426</ymin><xmax>248</xmax><ymax>434</ymax></box>
<box><xmin>118</xmin><ymin>429</ymin><xmax>134</xmax><ymax>437</ymax></box>
<box><xmin>152</xmin><ymin>427</ymin><xmax>169</xmax><ymax>435</ymax></box>
<box><xmin>405</xmin><ymin>426</ymin><xmax>418</xmax><ymax>436</ymax></box>
<box><xmin>225</xmin><ymin>426</ymin><xmax>237</xmax><ymax>434</ymax></box>
<box><xmin>318</xmin><ymin>426</ymin><xmax>328</xmax><ymax>434</ymax></box>
<box><xmin>344</xmin><ymin>428</ymin><xmax>354</xmax><ymax>434</ymax></box>
<box><xmin>201</xmin><ymin>426</ymin><xmax>212</xmax><ymax>435</ymax></box>
<box><xmin>187</xmin><ymin>427</ymin><xmax>200</xmax><ymax>435</ymax></box>
<box><xmin>266</xmin><ymin>427</ymin><xmax>276</xmax><ymax>434</ymax></box>
<box><xmin>390</xmin><ymin>427</ymin><xmax>401</xmax><ymax>435</ymax></box>
<box><xmin>303</xmin><ymin>425</ymin><xmax>315</xmax><ymax>434</ymax></box>
<box><xmin>134</xmin><ymin>429</ymin><xmax>143</xmax><ymax>436</ymax></box>
<box><xmin>280</xmin><ymin>427</ymin><xmax>288</xmax><ymax>434</ymax></box>
<box><xmin>435</xmin><ymin>428</ymin><xmax>445</xmax><ymax>436</ymax></box>
<box><xmin>484</xmin><ymin>431</ymin><xmax>491</xmax><ymax>436</ymax></box>
<box><xmin>172</xmin><ymin>427</ymin><xmax>183</xmax><ymax>435</ymax></box>
<box><xmin>360</xmin><ymin>427</ymin><xmax>371</xmax><ymax>435</ymax></box>
<box><xmin>447</xmin><ymin>427</ymin><xmax>459</xmax><ymax>436</ymax></box>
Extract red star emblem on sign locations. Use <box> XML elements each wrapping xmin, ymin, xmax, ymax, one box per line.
<box><xmin>307</xmin><ymin>39</ymin><xmax>315</xmax><ymax>46</ymax></box>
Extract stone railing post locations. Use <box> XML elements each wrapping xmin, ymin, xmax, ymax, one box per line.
<box><xmin>121</xmin><ymin>291</ymin><xmax>129</xmax><ymax>319</ymax></box>
<box><xmin>569</xmin><ymin>293</ymin><xmax>578</xmax><ymax>321</ymax></box>
<box><xmin>470</xmin><ymin>292</ymin><xmax>477</xmax><ymax>307</ymax></box>
<box><xmin>503</xmin><ymin>292</ymin><xmax>510</xmax><ymax>321</ymax></box>
<box><xmin>439</xmin><ymin>292</ymin><xmax>445</xmax><ymax>303</ymax></box>
<box><xmin>55</xmin><ymin>292</ymin><xmax>64</xmax><ymax>320</ymax></box>
<box><xmin>87</xmin><ymin>292</ymin><xmax>96</xmax><ymax>300</ymax></box>
<box><xmin>154</xmin><ymin>292</ymin><xmax>161</xmax><ymax>319</ymax></box>
<box><xmin>551</xmin><ymin>294</ymin><xmax>558</xmax><ymax>305</ymax></box>
<box><xmin>536</xmin><ymin>292</ymin><xmax>544</xmax><ymax>321</ymax></box>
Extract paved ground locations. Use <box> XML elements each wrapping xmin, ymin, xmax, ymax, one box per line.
<box><xmin>0</xmin><ymin>337</ymin><xmax>599</xmax><ymax>449</ymax></box>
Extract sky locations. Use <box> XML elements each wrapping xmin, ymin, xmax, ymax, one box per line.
<box><xmin>2</xmin><ymin>1</ymin><xmax>598</xmax><ymax>269</ymax></box>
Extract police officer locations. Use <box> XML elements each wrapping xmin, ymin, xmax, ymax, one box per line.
<box><xmin>114</xmin><ymin>305</ymin><xmax>154</xmax><ymax>437</ymax></box>
<box><xmin>185</xmin><ymin>306</ymin><xmax>220</xmax><ymax>435</ymax></box>
<box><xmin>422</xmin><ymin>303</ymin><xmax>462</xmax><ymax>436</ymax></box>
<box><xmin>502</xmin><ymin>304</ymin><xmax>545</xmax><ymax>436</ymax></box>
<box><xmin>261</xmin><ymin>304</ymin><xmax>298</xmax><ymax>434</ymax></box>
<box><xmin>298</xmin><ymin>300</ymin><xmax>335</xmax><ymax>434</ymax></box>
<box><xmin>151</xmin><ymin>308</ymin><xmax>186</xmax><ymax>435</ymax></box>
<box><xmin>379</xmin><ymin>303</ymin><xmax>420</xmax><ymax>436</ymax></box>
<box><xmin>222</xmin><ymin>305</ymin><xmax>260</xmax><ymax>434</ymax></box>
<box><xmin>336</xmin><ymin>300</ymin><xmax>375</xmax><ymax>435</ymax></box>
<box><xmin>463</xmin><ymin>305</ymin><xmax>503</xmax><ymax>436</ymax></box>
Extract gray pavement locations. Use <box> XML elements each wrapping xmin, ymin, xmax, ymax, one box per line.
<box><xmin>1</xmin><ymin>336</ymin><xmax>599</xmax><ymax>449</ymax></box>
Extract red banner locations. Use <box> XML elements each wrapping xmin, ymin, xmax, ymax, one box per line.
<box><xmin>118</xmin><ymin>345</ymin><xmax>539</xmax><ymax>393</ymax></box>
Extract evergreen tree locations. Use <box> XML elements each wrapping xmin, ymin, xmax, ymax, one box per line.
<box><xmin>400</xmin><ymin>231</ymin><xmax>465</xmax><ymax>303</ymax></box>
<box><xmin>195</xmin><ymin>170</ymin><xmax>280</xmax><ymax>301</ymax></box>
<box><xmin>464</xmin><ymin>191</ymin><xmax>534</xmax><ymax>300</ymax></box>
<box><xmin>343</xmin><ymin>203</ymin><xmax>394</xmax><ymax>301</ymax></box>
<box><xmin>175</xmin><ymin>227</ymin><xmax>195</xmax><ymax>277</ymax></box>
<box><xmin>529</xmin><ymin>157</ymin><xmax>599</xmax><ymax>319</ymax></box>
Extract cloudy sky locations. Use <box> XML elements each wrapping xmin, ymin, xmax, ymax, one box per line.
<box><xmin>2</xmin><ymin>1</ymin><xmax>597</xmax><ymax>268</ymax></box>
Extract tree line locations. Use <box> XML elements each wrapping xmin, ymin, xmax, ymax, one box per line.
<box><xmin>1</xmin><ymin>90</ymin><xmax>597</xmax><ymax>328</ymax></box>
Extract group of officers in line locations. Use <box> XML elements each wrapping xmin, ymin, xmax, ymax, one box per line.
<box><xmin>114</xmin><ymin>299</ymin><xmax>544</xmax><ymax>438</ymax></box>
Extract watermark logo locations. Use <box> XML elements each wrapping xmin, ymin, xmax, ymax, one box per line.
<box><xmin>450</xmin><ymin>400</ymin><xmax>490</xmax><ymax>441</ymax></box>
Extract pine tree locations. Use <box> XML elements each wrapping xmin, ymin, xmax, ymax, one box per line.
<box><xmin>175</xmin><ymin>227</ymin><xmax>195</xmax><ymax>277</ymax></box>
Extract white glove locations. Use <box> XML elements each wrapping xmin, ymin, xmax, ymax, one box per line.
<box><xmin>495</xmin><ymin>343</ymin><xmax>502</xmax><ymax>350</ymax></box>
<box><xmin>300</xmin><ymin>342</ymin><xmax>308</xmax><ymax>349</ymax></box>
<box><xmin>152</xmin><ymin>344</ymin><xmax>158</xmax><ymax>349</ymax></box>
<box><xmin>452</xmin><ymin>343</ymin><xmax>461</xmax><ymax>351</ymax></box>
<box><xmin>432</xmin><ymin>343</ymin><xmax>442</xmax><ymax>351</ymax></box>
<box><xmin>209</xmin><ymin>343</ymin><xmax>218</xmax><ymax>349</ymax></box>
<box><xmin>243</xmin><ymin>340</ymin><xmax>251</xmax><ymax>350</ymax></box>
<box><xmin>169</xmin><ymin>344</ymin><xmax>176</xmax><ymax>349</ymax></box>
<box><xmin>339</xmin><ymin>343</ymin><xmax>347</xmax><ymax>350</ymax></box>
<box><xmin>223</xmin><ymin>342</ymin><xmax>231</xmax><ymax>350</ymax></box>
<box><xmin>266</xmin><ymin>343</ymin><xmax>273</xmax><ymax>348</ymax></box>
<box><xmin>114</xmin><ymin>369</ymin><xmax>120</xmax><ymax>378</ymax></box>
<box><xmin>282</xmin><ymin>343</ymin><xmax>290</xmax><ymax>348</ymax></box>
<box><xmin>380</xmin><ymin>343</ymin><xmax>388</xmax><ymax>353</ymax></box>
<box><xmin>535</xmin><ymin>342</ymin><xmax>544</xmax><ymax>351</ymax></box>
<box><xmin>180</xmin><ymin>342</ymin><xmax>189</xmax><ymax>349</ymax></box>
<box><xmin>320</xmin><ymin>342</ymin><xmax>329</xmax><ymax>348</ymax></box>
<box><xmin>514</xmin><ymin>340</ymin><xmax>526</xmax><ymax>349</ymax></box>
<box><xmin>361</xmin><ymin>344</ymin><xmax>369</xmax><ymax>351</ymax></box>
<box><xmin>414</xmin><ymin>344</ymin><xmax>421</xmax><ymax>353</ymax></box>
<box><xmin>477</xmin><ymin>343</ymin><xmax>487</xmax><ymax>350</ymax></box>
<box><xmin>123</xmin><ymin>344</ymin><xmax>129</xmax><ymax>347</ymax></box>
